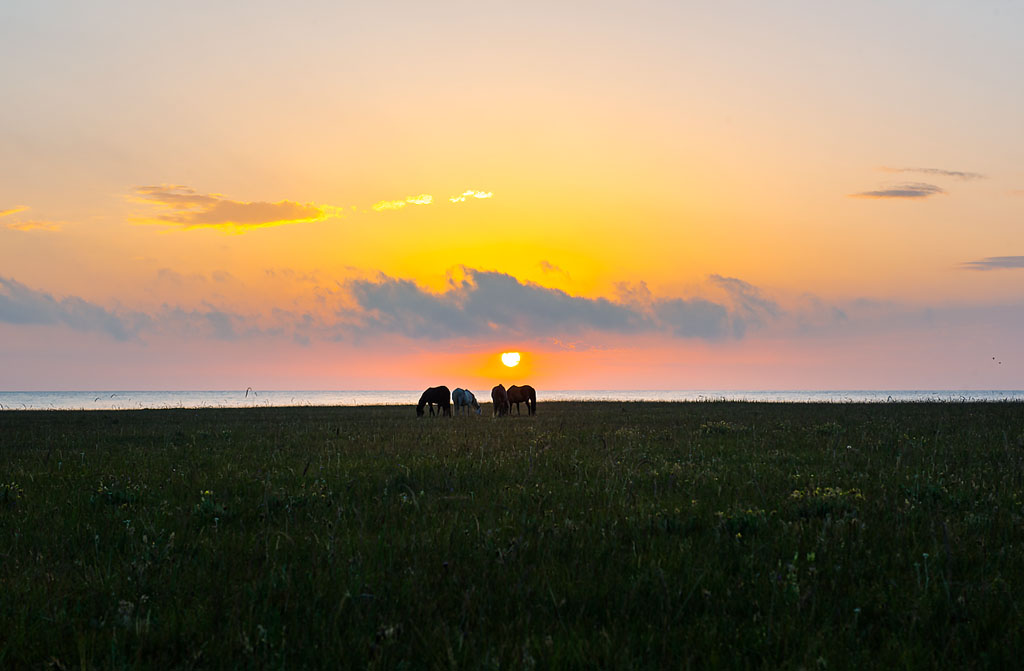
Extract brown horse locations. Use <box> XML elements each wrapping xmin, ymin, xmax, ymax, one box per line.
<box><xmin>506</xmin><ymin>384</ymin><xmax>536</xmax><ymax>416</ymax></box>
<box><xmin>417</xmin><ymin>385</ymin><xmax>451</xmax><ymax>417</ymax></box>
<box><xmin>491</xmin><ymin>384</ymin><xmax>509</xmax><ymax>417</ymax></box>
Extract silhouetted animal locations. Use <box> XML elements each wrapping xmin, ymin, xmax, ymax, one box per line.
<box><xmin>507</xmin><ymin>384</ymin><xmax>536</xmax><ymax>416</ymax></box>
<box><xmin>417</xmin><ymin>386</ymin><xmax>451</xmax><ymax>417</ymax></box>
<box><xmin>491</xmin><ymin>384</ymin><xmax>509</xmax><ymax>417</ymax></box>
<box><xmin>452</xmin><ymin>388</ymin><xmax>481</xmax><ymax>416</ymax></box>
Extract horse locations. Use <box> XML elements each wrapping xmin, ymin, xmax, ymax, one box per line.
<box><xmin>506</xmin><ymin>384</ymin><xmax>536</xmax><ymax>416</ymax></box>
<box><xmin>491</xmin><ymin>384</ymin><xmax>509</xmax><ymax>417</ymax></box>
<box><xmin>416</xmin><ymin>386</ymin><xmax>451</xmax><ymax>417</ymax></box>
<box><xmin>452</xmin><ymin>388</ymin><xmax>481</xmax><ymax>416</ymax></box>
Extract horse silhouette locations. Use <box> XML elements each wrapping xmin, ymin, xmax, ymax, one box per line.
<box><xmin>452</xmin><ymin>388</ymin><xmax>481</xmax><ymax>415</ymax></box>
<box><xmin>417</xmin><ymin>386</ymin><xmax>451</xmax><ymax>417</ymax></box>
<box><xmin>507</xmin><ymin>384</ymin><xmax>536</xmax><ymax>416</ymax></box>
<box><xmin>491</xmin><ymin>384</ymin><xmax>509</xmax><ymax>417</ymax></box>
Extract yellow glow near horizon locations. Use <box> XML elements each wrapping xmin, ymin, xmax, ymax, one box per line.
<box><xmin>501</xmin><ymin>352</ymin><xmax>521</xmax><ymax>367</ymax></box>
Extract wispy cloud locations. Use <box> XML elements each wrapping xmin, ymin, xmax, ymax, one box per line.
<box><xmin>881</xmin><ymin>167</ymin><xmax>986</xmax><ymax>181</ymax></box>
<box><xmin>132</xmin><ymin>185</ymin><xmax>335</xmax><ymax>231</ymax></box>
<box><xmin>449</xmin><ymin>190</ymin><xmax>493</xmax><ymax>203</ymax></box>
<box><xmin>539</xmin><ymin>260</ymin><xmax>570</xmax><ymax>279</ymax></box>
<box><xmin>370</xmin><ymin>189</ymin><xmax>493</xmax><ymax>210</ymax></box>
<box><xmin>961</xmin><ymin>256</ymin><xmax>1024</xmax><ymax>271</ymax></box>
<box><xmin>850</xmin><ymin>182</ymin><xmax>946</xmax><ymax>199</ymax></box>
<box><xmin>0</xmin><ymin>206</ymin><xmax>29</xmax><ymax>218</ymax></box>
<box><xmin>5</xmin><ymin>220</ymin><xmax>62</xmax><ymax>232</ymax></box>
<box><xmin>371</xmin><ymin>194</ymin><xmax>433</xmax><ymax>211</ymax></box>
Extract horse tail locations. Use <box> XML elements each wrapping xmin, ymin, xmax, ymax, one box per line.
<box><xmin>529</xmin><ymin>388</ymin><xmax>537</xmax><ymax>415</ymax></box>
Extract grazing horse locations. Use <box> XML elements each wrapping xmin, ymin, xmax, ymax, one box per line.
<box><xmin>491</xmin><ymin>384</ymin><xmax>509</xmax><ymax>417</ymax></box>
<box><xmin>507</xmin><ymin>384</ymin><xmax>537</xmax><ymax>416</ymax></box>
<box><xmin>452</xmin><ymin>388</ymin><xmax>481</xmax><ymax>416</ymax></box>
<box><xmin>416</xmin><ymin>386</ymin><xmax>451</xmax><ymax>417</ymax></box>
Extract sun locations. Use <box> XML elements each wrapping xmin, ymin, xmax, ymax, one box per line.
<box><xmin>501</xmin><ymin>351</ymin><xmax>521</xmax><ymax>367</ymax></box>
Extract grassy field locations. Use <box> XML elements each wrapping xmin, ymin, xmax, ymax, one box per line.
<box><xmin>2</xmin><ymin>401</ymin><xmax>1024</xmax><ymax>669</ymax></box>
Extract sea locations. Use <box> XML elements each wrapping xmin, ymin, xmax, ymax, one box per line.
<box><xmin>1</xmin><ymin>390</ymin><xmax>1023</xmax><ymax>411</ymax></box>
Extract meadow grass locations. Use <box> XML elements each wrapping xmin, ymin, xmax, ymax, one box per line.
<box><xmin>2</xmin><ymin>401</ymin><xmax>1024</xmax><ymax>669</ymax></box>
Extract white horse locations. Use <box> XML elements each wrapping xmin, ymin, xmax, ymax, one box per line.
<box><xmin>452</xmin><ymin>388</ymin><xmax>481</xmax><ymax>416</ymax></box>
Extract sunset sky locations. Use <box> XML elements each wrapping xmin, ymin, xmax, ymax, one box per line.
<box><xmin>2</xmin><ymin>1</ymin><xmax>1023</xmax><ymax>391</ymax></box>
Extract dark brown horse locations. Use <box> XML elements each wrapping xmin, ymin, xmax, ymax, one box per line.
<box><xmin>491</xmin><ymin>384</ymin><xmax>509</xmax><ymax>417</ymax></box>
<box><xmin>506</xmin><ymin>384</ymin><xmax>536</xmax><ymax>416</ymax></box>
<box><xmin>417</xmin><ymin>385</ymin><xmax>451</xmax><ymax>417</ymax></box>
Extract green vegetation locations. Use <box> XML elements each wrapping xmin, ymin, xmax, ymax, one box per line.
<box><xmin>2</xmin><ymin>401</ymin><xmax>1024</xmax><ymax>669</ymax></box>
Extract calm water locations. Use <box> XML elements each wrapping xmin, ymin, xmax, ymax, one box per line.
<box><xmin>1</xmin><ymin>389</ymin><xmax>1023</xmax><ymax>411</ymax></box>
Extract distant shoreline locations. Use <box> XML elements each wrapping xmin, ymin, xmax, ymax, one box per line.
<box><xmin>3</xmin><ymin>394</ymin><xmax>1024</xmax><ymax>413</ymax></box>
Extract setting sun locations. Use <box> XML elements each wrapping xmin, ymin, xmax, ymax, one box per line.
<box><xmin>501</xmin><ymin>352</ymin><xmax>521</xmax><ymax>367</ymax></box>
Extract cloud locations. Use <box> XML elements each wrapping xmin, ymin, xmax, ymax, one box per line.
<box><xmin>539</xmin><ymin>260</ymin><xmax>570</xmax><ymax>279</ymax></box>
<box><xmin>849</xmin><ymin>182</ymin><xmax>946</xmax><ymax>199</ymax></box>
<box><xmin>153</xmin><ymin>304</ymin><xmax>257</xmax><ymax>341</ymax></box>
<box><xmin>449</xmin><ymin>190</ymin><xmax>493</xmax><ymax>203</ymax></box>
<box><xmin>343</xmin><ymin>269</ymin><xmax>768</xmax><ymax>342</ymax></box>
<box><xmin>370</xmin><ymin>189</ymin><xmax>492</xmax><ymax>210</ymax></box>
<box><xmin>8</xmin><ymin>268</ymin><xmax>1022</xmax><ymax>360</ymax></box>
<box><xmin>5</xmin><ymin>220</ymin><xmax>61</xmax><ymax>232</ymax></box>
<box><xmin>347</xmin><ymin>269</ymin><xmax>649</xmax><ymax>340</ymax></box>
<box><xmin>0</xmin><ymin>276</ymin><xmax>142</xmax><ymax>340</ymax></box>
<box><xmin>154</xmin><ymin>268</ymin><xmax>239</xmax><ymax>288</ymax></box>
<box><xmin>0</xmin><ymin>206</ymin><xmax>29</xmax><ymax>218</ymax></box>
<box><xmin>0</xmin><ymin>275</ymin><xmax>282</xmax><ymax>343</ymax></box>
<box><xmin>372</xmin><ymin>194</ymin><xmax>433</xmax><ymax>211</ymax></box>
<box><xmin>961</xmin><ymin>256</ymin><xmax>1024</xmax><ymax>271</ymax></box>
<box><xmin>132</xmin><ymin>185</ymin><xmax>334</xmax><ymax>231</ymax></box>
<box><xmin>881</xmin><ymin>167</ymin><xmax>986</xmax><ymax>181</ymax></box>
<box><xmin>652</xmin><ymin>297</ymin><xmax>730</xmax><ymax>339</ymax></box>
<box><xmin>708</xmin><ymin>274</ymin><xmax>781</xmax><ymax>337</ymax></box>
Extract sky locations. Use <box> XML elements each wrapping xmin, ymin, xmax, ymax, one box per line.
<box><xmin>2</xmin><ymin>0</ymin><xmax>1023</xmax><ymax>391</ymax></box>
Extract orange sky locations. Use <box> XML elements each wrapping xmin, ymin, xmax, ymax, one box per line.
<box><xmin>2</xmin><ymin>2</ymin><xmax>1023</xmax><ymax>390</ymax></box>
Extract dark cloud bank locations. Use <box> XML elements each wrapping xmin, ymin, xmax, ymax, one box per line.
<box><xmin>0</xmin><ymin>277</ymin><xmax>265</xmax><ymax>342</ymax></box>
<box><xmin>0</xmin><ymin>277</ymin><xmax>141</xmax><ymax>340</ymax></box>
<box><xmin>11</xmin><ymin>267</ymin><xmax>1014</xmax><ymax>347</ymax></box>
<box><xmin>345</xmin><ymin>269</ymin><xmax>778</xmax><ymax>341</ymax></box>
<box><xmin>1</xmin><ymin>270</ymin><xmax>781</xmax><ymax>344</ymax></box>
